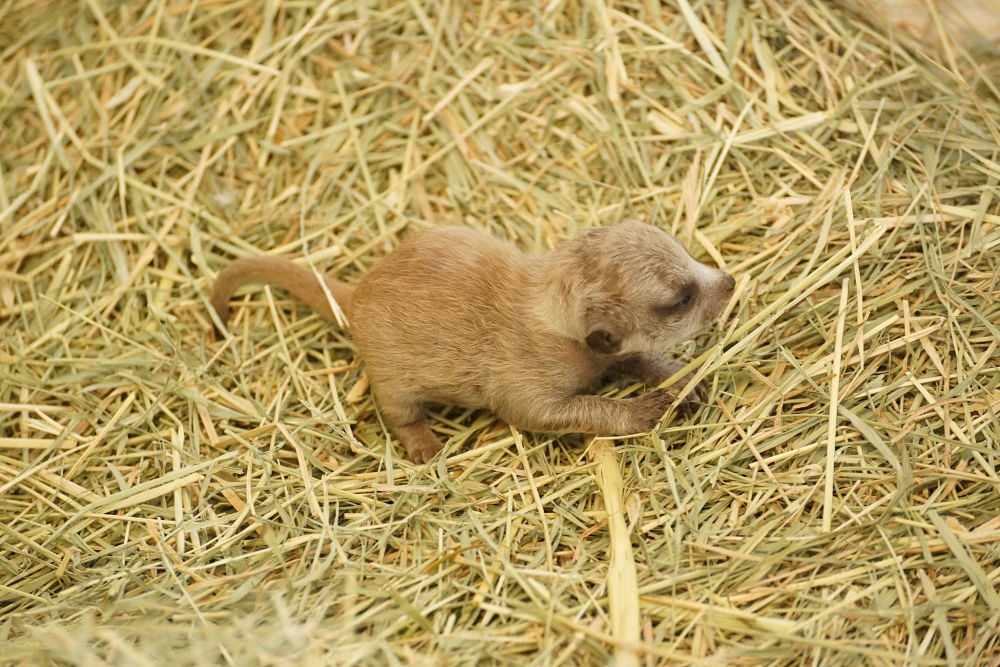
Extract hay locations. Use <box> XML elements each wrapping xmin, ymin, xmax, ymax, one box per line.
<box><xmin>1</xmin><ymin>0</ymin><xmax>999</xmax><ymax>664</ymax></box>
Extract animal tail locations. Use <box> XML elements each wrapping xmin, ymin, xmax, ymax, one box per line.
<box><xmin>210</xmin><ymin>256</ymin><xmax>354</xmax><ymax>326</ymax></box>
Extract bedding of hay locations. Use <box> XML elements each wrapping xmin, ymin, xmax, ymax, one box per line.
<box><xmin>2</xmin><ymin>0</ymin><xmax>998</xmax><ymax>664</ymax></box>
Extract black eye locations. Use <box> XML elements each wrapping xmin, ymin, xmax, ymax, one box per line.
<box><xmin>654</xmin><ymin>288</ymin><xmax>696</xmax><ymax>317</ymax></box>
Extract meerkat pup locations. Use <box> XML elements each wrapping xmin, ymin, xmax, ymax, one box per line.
<box><xmin>211</xmin><ymin>219</ymin><xmax>735</xmax><ymax>463</ymax></box>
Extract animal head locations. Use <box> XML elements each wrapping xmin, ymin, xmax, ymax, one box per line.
<box><xmin>556</xmin><ymin>219</ymin><xmax>735</xmax><ymax>356</ymax></box>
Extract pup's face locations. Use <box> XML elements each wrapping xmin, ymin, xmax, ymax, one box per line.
<box><xmin>577</xmin><ymin>220</ymin><xmax>735</xmax><ymax>356</ymax></box>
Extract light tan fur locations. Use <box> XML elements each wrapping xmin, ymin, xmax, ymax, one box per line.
<box><xmin>210</xmin><ymin>220</ymin><xmax>735</xmax><ymax>463</ymax></box>
<box><xmin>211</xmin><ymin>255</ymin><xmax>354</xmax><ymax>324</ymax></box>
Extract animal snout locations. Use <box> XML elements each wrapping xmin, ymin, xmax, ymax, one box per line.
<box><xmin>720</xmin><ymin>272</ymin><xmax>736</xmax><ymax>292</ymax></box>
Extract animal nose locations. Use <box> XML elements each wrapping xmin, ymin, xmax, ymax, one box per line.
<box><xmin>721</xmin><ymin>272</ymin><xmax>735</xmax><ymax>292</ymax></box>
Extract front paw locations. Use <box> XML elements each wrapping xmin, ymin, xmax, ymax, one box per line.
<box><xmin>407</xmin><ymin>440</ymin><xmax>443</xmax><ymax>464</ymax></box>
<box><xmin>627</xmin><ymin>389</ymin><xmax>674</xmax><ymax>432</ymax></box>
<box><xmin>666</xmin><ymin>371</ymin><xmax>708</xmax><ymax>410</ymax></box>
<box><xmin>622</xmin><ymin>356</ymin><xmax>709</xmax><ymax>407</ymax></box>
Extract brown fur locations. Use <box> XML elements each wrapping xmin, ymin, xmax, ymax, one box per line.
<box><xmin>210</xmin><ymin>220</ymin><xmax>735</xmax><ymax>463</ymax></box>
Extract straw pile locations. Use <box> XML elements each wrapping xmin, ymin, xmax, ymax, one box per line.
<box><xmin>2</xmin><ymin>0</ymin><xmax>998</xmax><ymax>664</ymax></box>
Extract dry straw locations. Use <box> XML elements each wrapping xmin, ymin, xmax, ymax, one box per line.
<box><xmin>1</xmin><ymin>0</ymin><xmax>998</xmax><ymax>664</ymax></box>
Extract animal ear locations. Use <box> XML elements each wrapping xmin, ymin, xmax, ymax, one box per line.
<box><xmin>582</xmin><ymin>294</ymin><xmax>631</xmax><ymax>355</ymax></box>
<box><xmin>586</xmin><ymin>328</ymin><xmax>621</xmax><ymax>354</ymax></box>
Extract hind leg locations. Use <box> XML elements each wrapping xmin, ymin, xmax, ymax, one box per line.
<box><xmin>373</xmin><ymin>388</ymin><xmax>444</xmax><ymax>463</ymax></box>
<box><xmin>393</xmin><ymin>417</ymin><xmax>445</xmax><ymax>464</ymax></box>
